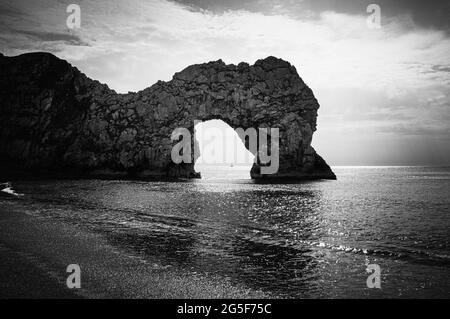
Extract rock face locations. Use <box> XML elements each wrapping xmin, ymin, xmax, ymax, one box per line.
<box><xmin>0</xmin><ymin>52</ymin><xmax>335</xmax><ymax>180</ymax></box>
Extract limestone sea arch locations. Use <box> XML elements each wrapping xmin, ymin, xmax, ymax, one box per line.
<box><xmin>0</xmin><ymin>52</ymin><xmax>335</xmax><ymax>180</ymax></box>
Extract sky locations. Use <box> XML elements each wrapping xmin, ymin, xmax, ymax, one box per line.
<box><xmin>0</xmin><ymin>0</ymin><xmax>449</xmax><ymax>166</ymax></box>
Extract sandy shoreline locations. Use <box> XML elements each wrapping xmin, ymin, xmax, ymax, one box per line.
<box><xmin>0</xmin><ymin>207</ymin><xmax>267</xmax><ymax>299</ymax></box>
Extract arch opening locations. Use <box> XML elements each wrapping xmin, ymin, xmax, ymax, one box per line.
<box><xmin>194</xmin><ymin>120</ymin><xmax>254</xmax><ymax>180</ymax></box>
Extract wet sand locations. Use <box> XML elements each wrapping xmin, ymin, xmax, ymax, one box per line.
<box><xmin>0</xmin><ymin>208</ymin><xmax>267</xmax><ymax>299</ymax></box>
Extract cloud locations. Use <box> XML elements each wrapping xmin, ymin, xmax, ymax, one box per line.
<box><xmin>2</xmin><ymin>0</ymin><xmax>449</xmax><ymax>91</ymax></box>
<box><xmin>430</xmin><ymin>64</ymin><xmax>450</xmax><ymax>73</ymax></box>
<box><xmin>9</xmin><ymin>29</ymin><xmax>89</xmax><ymax>46</ymax></box>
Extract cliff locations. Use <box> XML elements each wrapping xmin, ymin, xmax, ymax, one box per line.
<box><xmin>0</xmin><ymin>52</ymin><xmax>335</xmax><ymax>180</ymax></box>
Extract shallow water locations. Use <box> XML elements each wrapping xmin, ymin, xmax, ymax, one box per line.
<box><xmin>2</xmin><ymin>167</ymin><xmax>450</xmax><ymax>298</ymax></box>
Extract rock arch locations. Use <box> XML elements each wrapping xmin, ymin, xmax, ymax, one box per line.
<box><xmin>0</xmin><ymin>52</ymin><xmax>335</xmax><ymax>180</ymax></box>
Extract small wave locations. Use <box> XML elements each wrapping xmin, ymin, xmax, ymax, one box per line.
<box><xmin>242</xmin><ymin>233</ymin><xmax>450</xmax><ymax>267</ymax></box>
<box><xmin>310</xmin><ymin>241</ymin><xmax>450</xmax><ymax>266</ymax></box>
<box><xmin>0</xmin><ymin>183</ymin><xmax>24</xmax><ymax>197</ymax></box>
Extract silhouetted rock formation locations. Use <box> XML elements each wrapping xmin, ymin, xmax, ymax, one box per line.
<box><xmin>0</xmin><ymin>52</ymin><xmax>335</xmax><ymax>180</ymax></box>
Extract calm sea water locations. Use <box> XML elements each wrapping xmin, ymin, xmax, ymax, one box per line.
<box><xmin>2</xmin><ymin>167</ymin><xmax>450</xmax><ymax>298</ymax></box>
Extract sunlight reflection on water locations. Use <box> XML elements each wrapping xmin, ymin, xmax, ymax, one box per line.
<box><xmin>4</xmin><ymin>167</ymin><xmax>450</xmax><ymax>298</ymax></box>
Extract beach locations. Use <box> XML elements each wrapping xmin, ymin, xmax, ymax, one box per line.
<box><xmin>0</xmin><ymin>207</ymin><xmax>267</xmax><ymax>299</ymax></box>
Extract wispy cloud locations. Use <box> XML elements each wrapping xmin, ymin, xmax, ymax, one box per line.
<box><xmin>9</xmin><ymin>29</ymin><xmax>89</xmax><ymax>46</ymax></box>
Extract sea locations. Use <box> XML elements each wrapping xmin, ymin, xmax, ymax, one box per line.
<box><xmin>1</xmin><ymin>166</ymin><xmax>449</xmax><ymax>298</ymax></box>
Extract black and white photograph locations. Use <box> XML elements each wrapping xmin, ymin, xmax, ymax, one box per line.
<box><xmin>0</xmin><ymin>0</ymin><xmax>449</xmax><ymax>304</ymax></box>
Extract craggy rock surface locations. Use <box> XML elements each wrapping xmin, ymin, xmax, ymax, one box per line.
<box><xmin>0</xmin><ymin>52</ymin><xmax>335</xmax><ymax>180</ymax></box>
